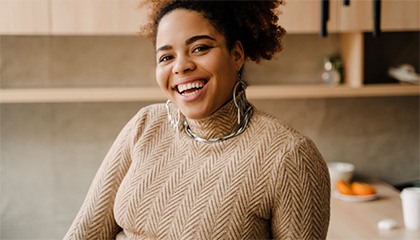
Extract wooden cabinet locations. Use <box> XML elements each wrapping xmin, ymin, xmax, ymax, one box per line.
<box><xmin>381</xmin><ymin>0</ymin><xmax>420</xmax><ymax>31</ymax></box>
<box><xmin>0</xmin><ymin>0</ymin><xmax>50</xmax><ymax>35</ymax></box>
<box><xmin>1</xmin><ymin>1</ymin><xmax>418</xmax><ymax>35</ymax></box>
<box><xmin>51</xmin><ymin>0</ymin><xmax>146</xmax><ymax>35</ymax></box>
<box><xmin>279</xmin><ymin>0</ymin><xmax>419</xmax><ymax>34</ymax></box>
<box><xmin>278</xmin><ymin>0</ymin><xmax>340</xmax><ymax>33</ymax></box>
<box><xmin>339</xmin><ymin>0</ymin><xmax>420</xmax><ymax>32</ymax></box>
<box><xmin>0</xmin><ymin>0</ymin><xmax>146</xmax><ymax>35</ymax></box>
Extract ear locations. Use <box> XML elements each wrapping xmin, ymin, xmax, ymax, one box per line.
<box><xmin>231</xmin><ymin>41</ymin><xmax>245</xmax><ymax>72</ymax></box>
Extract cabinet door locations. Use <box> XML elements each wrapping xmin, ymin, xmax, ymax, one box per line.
<box><xmin>51</xmin><ymin>0</ymin><xmax>146</xmax><ymax>35</ymax></box>
<box><xmin>278</xmin><ymin>0</ymin><xmax>340</xmax><ymax>33</ymax></box>
<box><xmin>338</xmin><ymin>0</ymin><xmax>371</xmax><ymax>31</ymax></box>
<box><xmin>0</xmin><ymin>0</ymin><xmax>50</xmax><ymax>34</ymax></box>
<box><xmin>381</xmin><ymin>0</ymin><xmax>419</xmax><ymax>31</ymax></box>
<box><xmin>339</xmin><ymin>0</ymin><xmax>419</xmax><ymax>32</ymax></box>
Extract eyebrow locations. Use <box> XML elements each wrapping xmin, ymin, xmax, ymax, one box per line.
<box><xmin>156</xmin><ymin>35</ymin><xmax>216</xmax><ymax>53</ymax></box>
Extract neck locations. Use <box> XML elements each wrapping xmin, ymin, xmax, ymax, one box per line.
<box><xmin>183</xmin><ymin>94</ymin><xmax>253</xmax><ymax>143</ymax></box>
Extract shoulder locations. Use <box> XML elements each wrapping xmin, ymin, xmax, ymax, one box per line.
<box><xmin>250</xmin><ymin>108</ymin><xmax>322</xmax><ymax>160</ymax></box>
<box><xmin>135</xmin><ymin>103</ymin><xmax>167</xmax><ymax>118</ymax></box>
<box><xmin>250</xmin><ymin>111</ymin><xmax>329</xmax><ymax>178</ymax></box>
<box><xmin>131</xmin><ymin>103</ymin><xmax>167</xmax><ymax>125</ymax></box>
<box><xmin>121</xmin><ymin>103</ymin><xmax>168</xmax><ymax>137</ymax></box>
<box><xmin>251</xmin><ymin>109</ymin><xmax>307</xmax><ymax>143</ymax></box>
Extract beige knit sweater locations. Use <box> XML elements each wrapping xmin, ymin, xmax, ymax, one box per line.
<box><xmin>64</xmin><ymin>100</ymin><xmax>330</xmax><ymax>240</ymax></box>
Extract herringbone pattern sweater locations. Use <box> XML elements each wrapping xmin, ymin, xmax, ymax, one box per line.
<box><xmin>64</xmin><ymin>100</ymin><xmax>330</xmax><ymax>240</ymax></box>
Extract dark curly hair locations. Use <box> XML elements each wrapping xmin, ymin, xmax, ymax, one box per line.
<box><xmin>140</xmin><ymin>0</ymin><xmax>286</xmax><ymax>63</ymax></box>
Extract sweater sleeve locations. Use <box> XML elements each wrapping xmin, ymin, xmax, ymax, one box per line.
<box><xmin>271</xmin><ymin>137</ymin><xmax>330</xmax><ymax>240</ymax></box>
<box><xmin>63</xmin><ymin>113</ymin><xmax>141</xmax><ymax>240</ymax></box>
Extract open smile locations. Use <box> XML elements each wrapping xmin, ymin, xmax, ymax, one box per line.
<box><xmin>176</xmin><ymin>80</ymin><xmax>208</xmax><ymax>96</ymax></box>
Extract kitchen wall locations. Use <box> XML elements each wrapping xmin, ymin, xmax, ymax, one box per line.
<box><xmin>1</xmin><ymin>34</ymin><xmax>419</xmax><ymax>239</ymax></box>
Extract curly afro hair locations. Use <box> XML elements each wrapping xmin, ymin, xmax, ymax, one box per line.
<box><xmin>140</xmin><ymin>0</ymin><xmax>286</xmax><ymax>63</ymax></box>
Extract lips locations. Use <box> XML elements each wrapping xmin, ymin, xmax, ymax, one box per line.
<box><xmin>176</xmin><ymin>80</ymin><xmax>208</xmax><ymax>96</ymax></box>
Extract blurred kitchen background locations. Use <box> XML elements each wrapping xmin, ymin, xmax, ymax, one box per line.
<box><xmin>1</xmin><ymin>1</ymin><xmax>419</xmax><ymax>239</ymax></box>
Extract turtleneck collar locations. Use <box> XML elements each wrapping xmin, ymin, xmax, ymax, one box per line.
<box><xmin>184</xmin><ymin>99</ymin><xmax>239</xmax><ymax>140</ymax></box>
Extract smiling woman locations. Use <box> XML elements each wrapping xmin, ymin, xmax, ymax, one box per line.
<box><xmin>64</xmin><ymin>1</ymin><xmax>330</xmax><ymax>240</ymax></box>
<box><xmin>155</xmin><ymin>10</ymin><xmax>243</xmax><ymax>119</ymax></box>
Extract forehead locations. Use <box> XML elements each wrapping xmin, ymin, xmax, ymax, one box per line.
<box><xmin>156</xmin><ymin>9</ymin><xmax>222</xmax><ymax>48</ymax></box>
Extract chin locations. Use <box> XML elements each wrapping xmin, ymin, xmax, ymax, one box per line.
<box><xmin>182</xmin><ymin>111</ymin><xmax>206</xmax><ymax>120</ymax></box>
<box><xmin>181</xmin><ymin>107</ymin><xmax>211</xmax><ymax>120</ymax></box>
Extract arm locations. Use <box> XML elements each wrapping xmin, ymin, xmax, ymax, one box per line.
<box><xmin>64</xmin><ymin>114</ymin><xmax>140</xmax><ymax>240</ymax></box>
<box><xmin>272</xmin><ymin>137</ymin><xmax>330</xmax><ymax>240</ymax></box>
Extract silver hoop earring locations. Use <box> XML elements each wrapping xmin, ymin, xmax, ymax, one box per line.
<box><xmin>166</xmin><ymin>100</ymin><xmax>180</xmax><ymax>131</ymax></box>
<box><xmin>233</xmin><ymin>80</ymin><xmax>248</xmax><ymax>124</ymax></box>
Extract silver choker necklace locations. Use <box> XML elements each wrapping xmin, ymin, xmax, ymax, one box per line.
<box><xmin>183</xmin><ymin>105</ymin><xmax>253</xmax><ymax>143</ymax></box>
<box><xmin>184</xmin><ymin>81</ymin><xmax>253</xmax><ymax>143</ymax></box>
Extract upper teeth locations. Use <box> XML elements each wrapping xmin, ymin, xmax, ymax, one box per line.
<box><xmin>177</xmin><ymin>82</ymin><xmax>205</xmax><ymax>93</ymax></box>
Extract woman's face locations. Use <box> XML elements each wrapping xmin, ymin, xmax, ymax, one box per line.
<box><xmin>155</xmin><ymin>9</ymin><xmax>244</xmax><ymax>120</ymax></box>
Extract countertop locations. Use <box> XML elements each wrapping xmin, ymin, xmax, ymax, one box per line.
<box><xmin>328</xmin><ymin>181</ymin><xmax>420</xmax><ymax>239</ymax></box>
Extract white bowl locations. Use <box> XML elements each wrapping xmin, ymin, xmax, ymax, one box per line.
<box><xmin>328</xmin><ymin>162</ymin><xmax>355</xmax><ymax>187</ymax></box>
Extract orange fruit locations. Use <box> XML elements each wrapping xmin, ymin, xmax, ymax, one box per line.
<box><xmin>351</xmin><ymin>182</ymin><xmax>376</xmax><ymax>195</ymax></box>
<box><xmin>336</xmin><ymin>180</ymin><xmax>354</xmax><ymax>195</ymax></box>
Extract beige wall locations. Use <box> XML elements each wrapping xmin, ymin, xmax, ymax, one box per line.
<box><xmin>1</xmin><ymin>35</ymin><xmax>419</xmax><ymax>239</ymax></box>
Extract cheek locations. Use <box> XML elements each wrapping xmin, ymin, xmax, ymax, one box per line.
<box><xmin>155</xmin><ymin>67</ymin><xmax>169</xmax><ymax>89</ymax></box>
<box><xmin>214</xmin><ymin>58</ymin><xmax>237</xmax><ymax>85</ymax></box>
<box><xmin>204</xmin><ymin>53</ymin><xmax>236</xmax><ymax>78</ymax></box>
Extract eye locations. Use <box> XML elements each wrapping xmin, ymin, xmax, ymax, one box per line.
<box><xmin>158</xmin><ymin>55</ymin><xmax>174</xmax><ymax>63</ymax></box>
<box><xmin>192</xmin><ymin>45</ymin><xmax>212</xmax><ymax>53</ymax></box>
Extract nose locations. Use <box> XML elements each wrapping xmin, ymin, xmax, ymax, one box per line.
<box><xmin>172</xmin><ymin>55</ymin><xmax>196</xmax><ymax>75</ymax></box>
